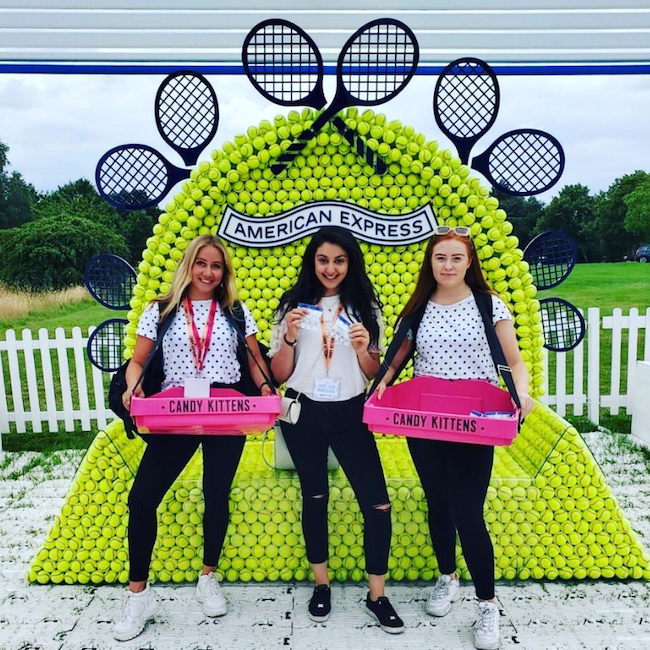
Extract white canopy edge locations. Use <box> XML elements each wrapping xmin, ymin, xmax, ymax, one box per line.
<box><xmin>1</xmin><ymin>1</ymin><xmax>650</xmax><ymax>74</ymax></box>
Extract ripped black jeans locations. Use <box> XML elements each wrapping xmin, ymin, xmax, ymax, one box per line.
<box><xmin>280</xmin><ymin>391</ymin><xmax>391</xmax><ymax>575</ymax></box>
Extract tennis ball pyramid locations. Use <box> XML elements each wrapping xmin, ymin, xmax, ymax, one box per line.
<box><xmin>30</xmin><ymin>110</ymin><xmax>649</xmax><ymax>583</ymax></box>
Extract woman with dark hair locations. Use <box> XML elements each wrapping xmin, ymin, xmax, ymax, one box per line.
<box><xmin>376</xmin><ymin>226</ymin><xmax>533</xmax><ymax>650</ymax></box>
<box><xmin>270</xmin><ymin>226</ymin><xmax>404</xmax><ymax>634</ymax></box>
<box><xmin>113</xmin><ymin>235</ymin><xmax>272</xmax><ymax>642</ymax></box>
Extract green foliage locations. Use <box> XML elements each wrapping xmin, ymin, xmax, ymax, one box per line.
<box><xmin>0</xmin><ymin>140</ymin><xmax>38</xmax><ymax>229</ymax></box>
<box><xmin>35</xmin><ymin>178</ymin><xmax>118</xmax><ymax>226</ymax></box>
<box><xmin>35</xmin><ymin>178</ymin><xmax>158</xmax><ymax>265</ymax></box>
<box><xmin>623</xmin><ymin>178</ymin><xmax>650</xmax><ymax>242</ymax></box>
<box><xmin>591</xmin><ymin>170</ymin><xmax>650</xmax><ymax>261</ymax></box>
<box><xmin>534</xmin><ymin>184</ymin><xmax>597</xmax><ymax>261</ymax></box>
<box><xmin>0</xmin><ymin>215</ymin><xmax>129</xmax><ymax>291</ymax></box>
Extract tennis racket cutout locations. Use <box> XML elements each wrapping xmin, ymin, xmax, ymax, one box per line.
<box><xmin>524</xmin><ymin>231</ymin><xmax>577</xmax><ymax>290</ymax></box>
<box><xmin>471</xmin><ymin>129</ymin><xmax>565</xmax><ymax>197</ymax></box>
<box><xmin>155</xmin><ymin>71</ymin><xmax>219</xmax><ymax>166</ymax></box>
<box><xmin>433</xmin><ymin>57</ymin><xmax>500</xmax><ymax>165</ymax></box>
<box><xmin>96</xmin><ymin>144</ymin><xmax>191</xmax><ymax>210</ymax></box>
<box><xmin>243</xmin><ymin>19</ymin><xmax>387</xmax><ymax>174</ymax></box>
<box><xmin>538</xmin><ymin>297</ymin><xmax>585</xmax><ymax>352</ymax></box>
<box><xmin>270</xmin><ymin>18</ymin><xmax>419</xmax><ymax>175</ymax></box>
<box><xmin>85</xmin><ymin>254</ymin><xmax>136</xmax><ymax>310</ymax></box>
<box><xmin>87</xmin><ymin>318</ymin><xmax>129</xmax><ymax>372</ymax></box>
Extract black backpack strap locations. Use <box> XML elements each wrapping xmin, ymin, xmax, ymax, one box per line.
<box><xmin>133</xmin><ymin>305</ymin><xmax>176</xmax><ymax>393</ymax></box>
<box><xmin>473</xmin><ymin>289</ymin><xmax>521</xmax><ymax>415</ymax></box>
<box><xmin>224</xmin><ymin>302</ymin><xmax>276</xmax><ymax>393</ymax></box>
<box><xmin>368</xmin><ymin>300</ymin><xmax>428</xmax><ymax>396</ymax></box>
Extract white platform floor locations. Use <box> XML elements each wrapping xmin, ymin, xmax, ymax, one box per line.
<box><xmin>2</xmin><ymin>432</ymin><xmax>650</xmax><ymax>650</ymax></box>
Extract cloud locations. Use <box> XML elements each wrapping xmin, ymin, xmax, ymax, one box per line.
<box><xmin>0</xmin><ymin>72</ymin><xmax>648</xmax><ymax>204</ymax></box>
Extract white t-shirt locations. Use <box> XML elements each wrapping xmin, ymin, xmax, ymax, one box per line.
<box><xmin>137</xmin><ymin>300</ymin><xmax>258</xmax><ymax>390</ymax></box>
<box><xmin>413</xmin><ymin>293</ymin><xmax>511</xmax><ymax>385</ymax></box>
<box><xmin>270</xmin><ymin>295</ymin><xmax>383</xmax><ymax>401</ymax></box>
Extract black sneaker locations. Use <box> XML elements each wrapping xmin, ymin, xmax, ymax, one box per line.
<box><xmin>308</xmin><ymin>584</ymin><xmax>331</xmax><ymax>622</ymax></box>
<box><xmin>365</xmin><ymin>594</ymin><xmax>405</xmax><ymax>634</ymax></box>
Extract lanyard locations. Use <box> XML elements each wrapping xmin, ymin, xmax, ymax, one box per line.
<box><xmin>318</xmin><ymin>302</ymin><xmax>344</xmax><ymax>375</ymax></box>
<box><xmin>183</xmin><ymin>297</ymin><xmax>218</xmax><ymax>373</ymax></box>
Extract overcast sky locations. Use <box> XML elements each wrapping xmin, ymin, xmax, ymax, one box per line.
<box><xmin>0</xmin><ymin>72</ymin><xmax>648</xmax><ymax>204</ymax></box>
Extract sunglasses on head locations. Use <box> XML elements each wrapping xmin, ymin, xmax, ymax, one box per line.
<box><xmin>433</xmin><ymin>225</ymin><xmax>471</xmax><ymax>237</ymax></box>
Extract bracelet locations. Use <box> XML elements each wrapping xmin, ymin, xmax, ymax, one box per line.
<box><xmin>283</xmin><ymin>334</ymin><xmax>297</xmax><ymax>347</ymax></box>
<box><xmin>258</xmin><ymin>381</ymin><xmax>270</xmax><ymax>391</ymax></box>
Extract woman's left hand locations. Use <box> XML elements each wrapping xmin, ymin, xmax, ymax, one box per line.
<box><xmin>516</xmin><ymin>391</ymin><xmax>535</xmax><ymax>421</ymax></box>
<box><xmin>260</xmin><ymin>383</ymin><xmax>274</xmax><ymax>397</ymax></box>
<box><xmin>349</xmin><ymin>322</ymin><xmax>370</xmax><ymax>354</ymax></box>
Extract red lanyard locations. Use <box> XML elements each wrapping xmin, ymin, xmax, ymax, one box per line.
<box><xmin>183</xmin><ymin>297</ymin><xmax>218</xmax><ymax>373</ymax></box>
<box><xmin>318</xmin><ymin>302</ymin><xmax>344</xmax><ymax>374</ymax></box>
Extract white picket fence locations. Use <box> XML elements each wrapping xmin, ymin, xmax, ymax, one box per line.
<box><xmin>1</xmin><ymin>307</ymin><xmax>649</xmax><ymax>440</ymax></box>
<box><xmin>540</xmin><ymin>307</ymin><xmax>650</xmax><ymax>422</ymax></box>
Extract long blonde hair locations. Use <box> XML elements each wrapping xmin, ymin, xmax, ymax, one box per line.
<box><xmin>157</xmin><ymin>235</ymin><xmax>238</xmax><ymax>320</ymax></box>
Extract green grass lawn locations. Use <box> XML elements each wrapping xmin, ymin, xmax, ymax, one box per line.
<box><xmin>538</xmin><ymin>262</ymin><xmax>650</xmax><ymax>313</ymax></box>
<box><xmin>0</xmin><ymin>297</ymin><xmax>126</xmax><ymax>335</ymax></box>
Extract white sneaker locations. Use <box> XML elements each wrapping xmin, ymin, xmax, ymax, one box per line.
<box><xmin>425</xmin><ymin>574</ymin><xmax>461</xmax><ymax>616</ymax></box>
<box><xmin>196</xmin><ymin>571</ymin><xmax>228</xmax><ymax>617</ymax></box>
<box><xmin>113</xmin><ymin>585</ymin><xmax>159</xmax><ymax>641</ymax></box>
<box><xmin>474</xmin><ymin>600</ymin><xmax>500</xmax><ymax>650</ymax></box>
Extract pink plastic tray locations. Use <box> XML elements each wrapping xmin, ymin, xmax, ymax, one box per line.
<box><xmin>363</xmin><ymin>377</ymin><xmax>518</xmax><ymax>446</ymax></box>
<box><xmin>131</xmin><ymin>387</ymin><xmax>281</xmax><ymax>435</ymax></box>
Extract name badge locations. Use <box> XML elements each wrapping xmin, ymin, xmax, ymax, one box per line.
<box><xmin>184</xmin><ymin>378</ymin><xmax>210</xmax><ymax>398</ymax></box>
<box><xmin>313</xmin><ymin>376</ymin><xmax>341</xmax><ymax>400</ymax></box>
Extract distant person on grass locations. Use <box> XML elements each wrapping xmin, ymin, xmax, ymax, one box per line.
<box><xmin>113</xmin><ymin>235</ymin><xmax>272</xmax><ymax>642</ymax></box>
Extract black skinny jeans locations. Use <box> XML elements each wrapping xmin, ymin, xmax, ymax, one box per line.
<box><xmin>280</xmin><ymin>391</ymin><xmax>391</xmax><ymax>576</ymax></box>
<box><xmin>407</xmin><ymin>437</ymin><xmax>495</xmax><ymax>600</ymax></box>
<box><xmin>127</xmin><ymin>382</ymin><xmax>245</xmax><ymax>582</ymax></box>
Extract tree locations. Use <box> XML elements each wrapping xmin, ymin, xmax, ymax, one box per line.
<box><xmin>623</xmin><ymin>178</ymin><xmax>650</xmax><ymax>243</ymax></box>
<box><xmin>591</xmin><ymin>170</ymin><xmax>650</xmax><ymax>262</ymax></box>
<box><xmin>35</xmin><ymin>178</ymin><xmax>159</xmax><ymax>264</ymax></box>
<box><xmin>0</xmin><ymin>139</ymin><xmax>38</xmax><ymax>229</ymax></box>
<box><xmin>534</xmin><ymin>184</ymin><xmax>597</xmax><ymax>261</ymax></box>
<box><xmin>0</xmin><ymin>215</ymin><xmax>129</xmax><ymax>291</ymax></box>
<box><xmin>491</xmin><ymin>188</ymin><xmax>544</xmax><ymax>248</ymax></box>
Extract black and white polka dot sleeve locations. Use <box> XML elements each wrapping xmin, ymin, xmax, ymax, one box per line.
<box><xmin>136</xmin><ymin>302</ymin><xmax>160</xmax><ymax>341</ymax></box>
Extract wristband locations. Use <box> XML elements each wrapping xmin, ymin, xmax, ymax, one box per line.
<box><xmin>258</xmin><ymin>381</ymin><xmax>270</xmax><ymax>391</ymax></box>
<box><xmin>284</xmin><ymin>334</ymin><xmax>297</xmax><ymax>347</ymax></box>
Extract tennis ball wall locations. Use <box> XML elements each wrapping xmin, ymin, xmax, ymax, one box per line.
<box><xmin>30</xmin><ymin>109</ymin><xmax>648</xmax><ymax>584</ymax></box>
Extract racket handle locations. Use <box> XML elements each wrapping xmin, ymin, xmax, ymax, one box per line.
<box><xmin>333</xmin><ymin>117</ymin><xmax>387</xmax><ymax>175</ymax></box>
<box><xmin>271</xmin><ymin>131</ymin><xmax>316</xmax><ymax>174</ymax></box>
<box><xmin>270</xmin><ymin>117</ymin><xmax>388</xmax><ymax>176</ymax></box>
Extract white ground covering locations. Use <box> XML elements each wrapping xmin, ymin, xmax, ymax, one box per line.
<box><xmin>1</xmin><ymin>431</ymin><xmax>650</xmax><ymax>650</ymax></box>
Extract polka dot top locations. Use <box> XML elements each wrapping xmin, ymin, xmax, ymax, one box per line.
<box><xmin>137</xmin><ymin>300</ymin><xmax>258</xmax><ymax>390</ymax></box>
<box><xmin>413</xmin><ymin>293</ymin><xmax>511</xmax><ymax>385</ymax></box>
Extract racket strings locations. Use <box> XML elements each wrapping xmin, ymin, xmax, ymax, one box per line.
<box><xmin>87</xmin><ymin>260</ymin><xmax>135</xmax><ymax>308</ymax></box>
<box><xmin>342</xmin><ymin>23</ymin><xmax>415</xmax><ymax>102</ymax></box>
<box><xmin>99</xmin><ymin>148</ymin><xmax>168</xmax><ymax>208</ymax></box>
<box><xmin>158</xmin><ymin>76</ymin><xmax>216</xmax><ymax>149</ymax></box>
<box><xmin>436</xmin><ymin>72</ymin><xmax>498</xmax><ymax>137</ymax></box>
<box><xmin>88</xmin><ymin>320</ymin><xmax>128</xmax><ymax>372</ymax></box>
<box><xmin>246</xmin><ymin>23</ymin><xmax>320</xmax><ymax>103</ymax></box>
<box><xmin>527</xmin><ymin>235</ymin><xmax>575</xmax><ymax>288</ymax></box>
<box><xmin>539</xmin><ymin>300</ymin><xmax>584</xmax><ymax>351</ymax></box>
<box><xmin>488</xmin><ymin>133</ymin><xmax>563</xmax><ymax>194</ymax></box>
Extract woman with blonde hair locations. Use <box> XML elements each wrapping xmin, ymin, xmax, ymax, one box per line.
<box><xmin>113</xmin><ymin>234</ymin><xmax>272</xmax><ymax>641</ymax></box>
